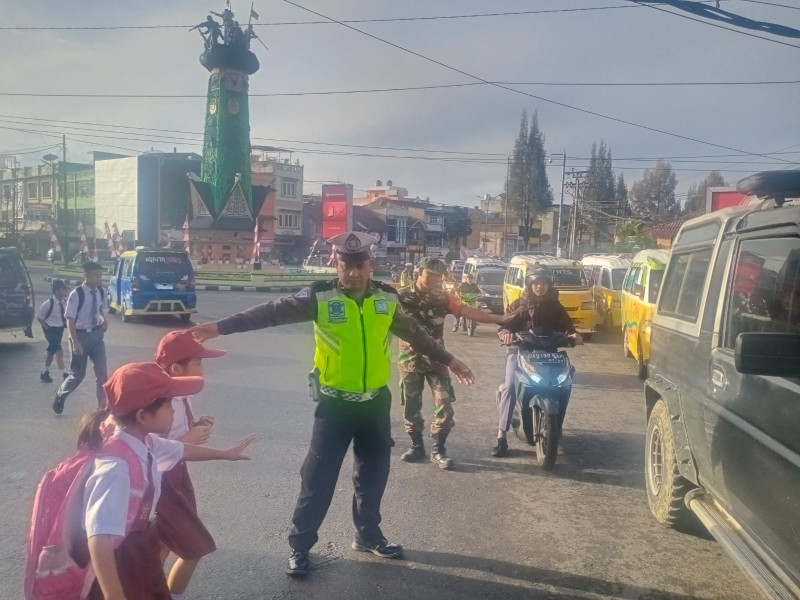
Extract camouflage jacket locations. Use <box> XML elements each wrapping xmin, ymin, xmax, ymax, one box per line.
<box><xmin>396</xmin><ymin>286</ymin><xmax>464</xmax><ymax>373</ymax></box>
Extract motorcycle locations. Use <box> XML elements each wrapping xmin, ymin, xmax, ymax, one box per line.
<box><xmin>457</xmin><ymin>292</ymin><xmax>479</xmax><ymax>336</ymax></box>
<box><xmin>499</xmin><ymin>328</ymin><xmax>575</xmax><ymax>470</ymax></box>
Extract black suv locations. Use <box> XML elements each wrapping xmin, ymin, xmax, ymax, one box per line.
<box><xmin>0</xmin><ymin>247</ymin><xmax>35</xmax><ymax>338</ymax></box>
<box><xmin>644</xmin><ymin>171</ymin><xmax>800</xmax><ymax>599</ymax></box>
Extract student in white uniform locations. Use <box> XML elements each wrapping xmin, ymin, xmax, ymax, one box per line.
<box><xmin>35</xmin><ymin>279</ymin><xmax>70</xmax><ymax>383</ymax></box>
<box><xmin>80</xmin><ymin>362</ymin><xmax>256</xmax><ymax>600</ymax></box>
<box><xmin>54</xmin><ymin>262</ymin><xmax>109</xmax><ymax>415</ymax></box>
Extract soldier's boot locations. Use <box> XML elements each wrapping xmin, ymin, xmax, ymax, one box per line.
<box><xmin>401</xmin><ymin>431</ymin><xmax>426</xmax><ymax>462</ymax></box>
<box><xmin>430</xmin><ymin>433</ymin><xmax>454</xmax><ymax>470</ymax></box>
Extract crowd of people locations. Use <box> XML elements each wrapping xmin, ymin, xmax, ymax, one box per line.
<box><xmin>28</xmin><ymin>231</ymin><xmax>581</xmax><ymax>599</ymax></box>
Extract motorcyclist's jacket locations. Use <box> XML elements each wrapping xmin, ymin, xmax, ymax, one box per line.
<box><xmin>216</xmin><ymin>279</ymin><xmax>454</xmax><ymax>393</ymax></box>
<box><xmin>396</xmin><ymin>287</ymin><xmax>464</xmax><ymax>373</ymax></box>
<box><xmin>499</xmin><ymin>289</ymin><xmax>576</xmax><ymax>351</ymax></box>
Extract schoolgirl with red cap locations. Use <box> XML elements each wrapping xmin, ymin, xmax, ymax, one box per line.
<box><xmin>152</xmin><ymin>330</ymin><xmax>227</xmax><ymax>600</ymax></box>
<box><xmin>80</xmin><ymin>362</ymin><xmax>255</xmax><ymax>600</ymax></box>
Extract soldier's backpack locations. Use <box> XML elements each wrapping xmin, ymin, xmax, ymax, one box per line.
<box><xmin>24</xmin><ymin>437</ymin><xmax>146</xmax><ymax>600</ymax></box>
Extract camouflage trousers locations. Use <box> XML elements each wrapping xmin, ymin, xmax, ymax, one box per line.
<box><xmin>400</xmin><ymin>369</ymin><xmax>456</xmax><ymax>436</ymax></box>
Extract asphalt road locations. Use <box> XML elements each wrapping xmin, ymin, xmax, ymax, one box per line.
<box><xmin>0</xmin><ymin>265</ymin><xmax>754</xmax><ymax>599</ymax></box>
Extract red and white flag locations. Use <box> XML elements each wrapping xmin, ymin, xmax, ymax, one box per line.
<box><xmin>77</xmin><ymin>221</ymin><xmax>89</xmax><ymax>259</ymax></box>
<box><xmin>251</xmin><ymin>217</ymin><xmax>260</xmax><ymax>264</ymax></box>
<box><xmin>104</xmin><ymin>222</ymin><xmax>116</xmax><ymax>258</ymax></box>
<box><xmin>183</xmin><ymin>215</ymin><xmax>191</xmax><ymax>254</ymax></box>
<box><xmin>45</xmin><ymin>222</ymin><xmax>62</xmax><ymax>254</ymax></box>
<box><xmin>111</xmin><ymin>223</ymin><xmax>124</xmax><ymax>254</ymax></box>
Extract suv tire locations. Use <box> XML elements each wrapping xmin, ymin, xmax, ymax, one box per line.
<box><xmin>646</xmin><ymin>400</ymin><xmax>694</xmax><ymax>530</ymax></box>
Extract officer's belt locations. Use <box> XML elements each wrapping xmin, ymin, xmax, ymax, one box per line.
<box><xmin>320</xmin><ymin>385</ymin><xmax>384</xmax><ymax>403</ymax></box>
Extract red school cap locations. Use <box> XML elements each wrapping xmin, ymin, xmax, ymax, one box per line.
<box><xmin>154</xmin><ymin>329</ymin><xmax>227</xmax><ymax>369</ymax></box>
<box><xmin>103</xmin><ymin>362</ymin><xmax>205</xmax><ymax>417</ymax></box>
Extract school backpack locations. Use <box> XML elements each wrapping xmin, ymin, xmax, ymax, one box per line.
<box><xmin>24</xmin><ymin>437</ymin><xmax>147</xmax><ymax>600</ymax></box>
<box><xmin>75</xmin><ymin>286</ymin><xmax>104</xmax><ymax>316</ymax></box>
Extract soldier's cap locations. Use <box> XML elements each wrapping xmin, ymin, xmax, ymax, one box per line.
<box><xmin>417</xmin><ymin>257</ymin><xmax>447</xmax><ymax>275</ymax></box>
<box><xmin>328</xmin><ymin>231</ymin><xmax>375</xmax><ymax>263</ymax></box>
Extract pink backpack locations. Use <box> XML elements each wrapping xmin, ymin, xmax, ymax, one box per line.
<box><xmin>24</xmin><ymin>437</ymin><xmax>148</xmax><ymax>600</ymax></box>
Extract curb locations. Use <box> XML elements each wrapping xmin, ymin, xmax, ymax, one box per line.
<box><xmin>44</xmin><ymin>275</ymin><xmax>304</xmax><ymax>294</ymax></box>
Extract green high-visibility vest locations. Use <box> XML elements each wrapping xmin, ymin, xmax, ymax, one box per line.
<box><xmin>314</xmin><ymin>286</ymin><xmax>397</xmax><ymax>393</ymax></box>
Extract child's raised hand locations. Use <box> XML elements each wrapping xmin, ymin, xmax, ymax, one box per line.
<box><xmin>225</xmin><ymin>434</ymin><xmax>257</xmax><ymax>461</ymax></box>
<box><xmin>196</xmin><ymin>415</ymin><xmax>215</xmax><ymax>427</ymax></box>
<box><xmin>183</xmin><ymin>425</ymin><xmax>212</xmax><ymax>446</ymax></box>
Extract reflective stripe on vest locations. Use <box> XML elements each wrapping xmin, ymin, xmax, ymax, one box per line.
<box><xmin>314</xmin><ymin>288</ymin><xmax>397</xmax><ymax>393</ymax></box>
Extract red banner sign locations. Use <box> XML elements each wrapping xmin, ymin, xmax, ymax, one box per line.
<box><xmin>322</xmin><ymin>184</ymin><xmax>352</xmax><ymax>238</ymax></box>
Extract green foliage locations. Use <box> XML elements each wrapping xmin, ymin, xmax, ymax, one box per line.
<box><xmin>628</xmin><ymin>160</ymin><xmax>680</xmax><ymax>221</ymax></box>
<box><xmin>614</xmin><ymin>222</ymin><xmax>656</xmax><ymax>253</ymax></box>
<box><xmin>683</xmin><ymin>171</ymin><xmax>727</xmax><ymax>214</ymax></box>
<box><xmin>583</xmin><ymin>140</ymin><xmax>618</xmax><ymax>245</ymax></box>
<box><xmin>507</xmin><ymin>110</ymin><xmax>553</xmax><ymax>249</ymax></box>
<box><xmin>444</xmin><ymin>210</ymin><xmax>472</xmax><ymax>242</ymax></box>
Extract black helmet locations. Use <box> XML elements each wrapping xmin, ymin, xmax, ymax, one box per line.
<box><xmin>525</xmin><ymin>266</ymin><xmax>553</xmax><ymax>288</ymax></box>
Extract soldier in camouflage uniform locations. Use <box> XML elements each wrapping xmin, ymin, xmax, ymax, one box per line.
<box><xmin>397</xmin><ymin>257</ymin><xmax>510</xmax><ymax>469</ymax></box>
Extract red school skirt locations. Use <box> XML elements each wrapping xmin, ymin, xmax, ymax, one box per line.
<box><xmin>86</xmin><ymin>525</ymin><xmax>171</xmax><ymax>600</ymax></box>
<box><xmin>156</xmin><ymin>460</ymin><xmax>217</xmax><ymax>560</ymax></box>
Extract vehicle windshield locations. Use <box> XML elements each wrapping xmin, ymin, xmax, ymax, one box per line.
<box><xmin>0</xmin><ymin>254</ymin><xmax>24</xmax><ymax>290</ymax></box>
<box><xmin>136</xmin><ymin>253</ymin><xmax>192</xmax><ymax>281</ymax></box>
<box><xmin>648</xmin><ymin>269</ymin><xmax>665</xmax><ymax>303</ymax></box>
<box><xmin>477</xmin><ymin>270</ymin><xmax>504</xmax><ymax>286</ymax></box>
<box><xmin>551</xmin><ymin>268</ymin><xmax>587</xmax><ymax>288</ymax></box>
<box><xmin>612</xmin><ymin>269</ymin><xmax>627</xmax><ymax>290</ymax></box>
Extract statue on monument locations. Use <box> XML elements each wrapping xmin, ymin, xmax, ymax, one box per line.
<box><xmin>194</xmin><ymin>6</ymin><xmax>260</xmax><ymax>75</ymax></box>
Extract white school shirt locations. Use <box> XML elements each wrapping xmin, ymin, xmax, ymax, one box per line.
<box><xmin>83</xmin><ymin>429</ymin><xmax>184</xmax><ymax>538</ymax></box>
<box><xmin>35</xmin><ymin>295</ymin><xmax>67</xmax><ymax>328</ymax></box>
<box><xmin>165</xmin><ymin>396</ymin><xmax>195</xmax><ymax>441</ymax></box>
<box><xmin>64</xmin><ymin>283</ymin><xmax>106</xmax><ymax>330</ymax></box>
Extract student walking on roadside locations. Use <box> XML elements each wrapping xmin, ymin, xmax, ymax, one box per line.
<box><xmin>153</xmin><ymin>330</ymin><xmax>228</xmax><ymax>600</ymax></box>
<box><xmin>35</xmin><ymin>279</ymin><xmax>70</xmax><ymax>383</ymax></box>
<box><xmin>54</xmin><ymin>262</ymin><xmax>108</xmax><ymax>415</ymax></box>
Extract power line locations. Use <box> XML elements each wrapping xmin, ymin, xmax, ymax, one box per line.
<box><xmin>628</xmin><ymin>1</ymin><xmax>800</xmax><ymax>50</ymax></box>
<box><xmin>0</xmin><ymin>5</ymin><xmax>645</xmax><ymax>30</ymax></box>
<box><xmin>279</xmin><ymin>0</ymin><xmax>797</xmax><ymax>165</ymax></box>
<box><xmin>2</xmin><ymin>78</ymin><xmax>797</xmax><ymax>99</ymax></box>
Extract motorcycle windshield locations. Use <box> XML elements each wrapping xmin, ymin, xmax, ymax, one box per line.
<box><xmin>515</xmin><ymin>328</ymin><xmax>570</xmax><ymax>351</ymax></box>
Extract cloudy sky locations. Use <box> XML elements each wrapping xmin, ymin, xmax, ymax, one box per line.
<box><xmin>0</xmin><ymin>0</ymin><xmax>797</xmax><ymax>207</ymax></box>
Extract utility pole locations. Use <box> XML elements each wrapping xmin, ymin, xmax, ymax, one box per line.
<box><xmin>503</xmin><ymin>158</ymin><xmax>510</xmax><ymax>259</ymax></box>
<box><xmin>61</xmin><ymin>135</ymin><xmax>69</xmax><ymax>260</ymax></box>
<box><xmin>563</xmin><ymin>170</ymin><xmax>589</xmax><ymax>258</ymax></box>
<box><xmin>10</xmin><ymin>159</ymin><xmax>18</xmax><ymax>247</ymax></box>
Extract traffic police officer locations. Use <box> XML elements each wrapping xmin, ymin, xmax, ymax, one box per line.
<box><xmin>192</xmin><ymin>232</ymin><xmax>475</xmax><ymax>577</ymax></box>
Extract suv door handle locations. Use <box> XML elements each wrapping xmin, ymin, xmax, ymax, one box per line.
<box><xmin>711</xmin><ymin>365</ymin><xmax>727</xmax><ymax>391</ymax></box>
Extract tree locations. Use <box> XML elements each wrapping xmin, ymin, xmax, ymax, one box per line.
<box><xmin>628</xmin><ymin>160</ymin><xmax>680</xmax><ymax>221</ymax></box>
<box><xmin>683</xmin><ymin>171</ymin><xmax>727</xmax><ymax>214</ymax></box>
<box><xmin>444</xmin><ymin>210</ymin><xmax>472</xmax><ymax>243</ymax></box>
<box><xmin>507</xmin><ymin>110</ymin><xmax>553</xmax><ymax>250</ymax></box>
<box><xmin>614</xmin><ymin>222</ymin><xmax>656</xmax><ymax>253</ymax></box>
<box><xmin>615</xmin><ymin>174</ymin><xmax>629</xmax><ymax>217</ymax></box>
<box><xmin>583</xmin><ymin>140</ymin><xmax>617</xmax><ymax>247</ymax></box>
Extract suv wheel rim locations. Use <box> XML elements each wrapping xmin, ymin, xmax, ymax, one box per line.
<box><xmin>648</xmin><ymin>424</ymin><xmax>663</xmax><ymax>495</ymax></box>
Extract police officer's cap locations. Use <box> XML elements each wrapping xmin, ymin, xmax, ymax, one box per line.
<box><xmin>328</xmin><ymin>231</ymin><xmax>375</xmax><ymax>262</ymax></box>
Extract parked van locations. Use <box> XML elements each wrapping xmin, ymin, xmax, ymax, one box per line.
<box><xmin>503</xmin><ymin>255</ymin><xmax>596</xmax><ymax>337</ymax></box>
<box><xmin>644</xmin><ymin>170</ymin><xmax>800</xmax><ymax>597</ymax></box>
<box><xmin>621</xmin><ymin>249</ymin><xmax>669</xmax><ymax>379</ymax></box>
<box><xmin>108</xmin><ymin>248</ymin><xmax>196</xmax><ymax>323</ymax></box>
<box><xmin>0</xmin><ymin>247</ymin><xmax>35</xmax><ymax>337</ymax></box>
<box><xmin>580</xmin><ymin>254</ymin><xmax>631</xmax><ymax>331</ymax></box>
<box><xmin>462</xmin><ymin>257</ymin><xmax>506</xmax><ymax>283</ymax></box>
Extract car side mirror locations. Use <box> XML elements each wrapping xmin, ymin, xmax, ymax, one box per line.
<box><xmin>633</xmin><ymin>284</ymin><xmax>645</xmax><ymax>299</ymax></box>
<box><xmin>735</xmin><ymin>332</ymin><xmax>800</xmax><ymax>376</ymax></box>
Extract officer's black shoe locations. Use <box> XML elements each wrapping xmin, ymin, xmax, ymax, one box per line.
<box><xmin>40</xmin><ymin>371</ymin><xmax>53</xmax><ymax>383</ymax></box>
<box><xmin>53</xmin><ymin>391</ymin><xmax>65</xmax><ymax>416</ymax></box>
<box><xmin>286</xmin><ymin>550</ymin><xmax>310</xmax><ymax>576</ymax></box>
<box><xmin>492</xmin><ymin>437</ymin><xmax>509</xmax><ymax>457</ymax></box>
<box><xmin>352</xmin><ymin>538</ymin><xmax>404</xmax><ymax>559</ymax></box>
<box><xmin>430</xmin><ymin>434</ymin><xmax>454</xmax><ymax>470</ymax></box>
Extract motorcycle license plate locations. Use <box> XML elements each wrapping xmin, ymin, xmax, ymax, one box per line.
<box><xmin>155</xmin><ymin>283</ymin><xmax>174</xmax><ymax>290</ymax></box>
<box><xmin>528</xmin><ymin>352</ymin><xmax>565</xmax><ymax>364</ymax></box>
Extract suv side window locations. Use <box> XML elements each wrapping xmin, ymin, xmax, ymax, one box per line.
<box><xmin>724</xmin><ymin>237</ymin><xmax>800</xmax><ymax>347</ymax></box>
<box><xmin>123</xmin><ymin>259</ymin><xmax>133</xmax><ymax>278</ymax></box>
<box><xmin>601</xmin><ymin>269</ymin><xmax>611</xmax><ymax>289</ymax></box>
<box><xmin>623</xmin><ymin>267</ymin><xmax>638</xmax><ymax>293</ymax></box>
<box><xmin>659</xmin><ymin>248</ymin><xmax>713</xmax><ymax>322</ymax></box>
<box><xmin>515</xmin><ymin>268</ymin><xmax>524</xmax><ymax>287</ymax></box>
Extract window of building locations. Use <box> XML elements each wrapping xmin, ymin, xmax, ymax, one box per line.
<box><xmin>41</xmin><ymin>181</ymin><xmax>52</xmax><ymax>198</ymax></box>
<box><xmin>278</xmin><ymin>211</ymin><xmax>300</xmax><ymax>229</ymax></box>
<box><xmin>281</xmin><ymin>178</ymin><xmax>298</xmax><ymax>198</ymax></box>
<box><xmin>27</xmin><ymin>182</ymin><xmax>38</xmax><ymax>199</ymax></box>
<box><xmin>428</xmin><ymin>214</ymin><xmax>442</xmax><ymax>225</ymax></box>
<box><xmin>76</xmin><ymin>180</ymin><xmax>94</xmax><ymax>197</ymax></box>
<box><xmin>659</xmin><ymin>248</ymin><xmax>713</xmax><ymax>322</ymax></box>
<box><xmin>3</xmin><ymin>184</ymin><xmax>11</xmax><ymax>200</ymax></box>
<box><xmin>724</xmin><ymin>237</ymin><xmax>800</xmax><ymax>347</ymax></box>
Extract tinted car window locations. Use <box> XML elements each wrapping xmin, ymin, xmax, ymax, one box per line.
<box><xmin>0</xmin><ymin>254</ymin><xmax>22</xmax><ymax>289</ymax></box>
<box><xmin>725</xmin><ymin>237</ymin><xmax>800</xmax><ymax>347</ymax></box>
<box><xmin>601</xmin><ymin>269</ymin><xmax>612</xmax><ymax>289</ymax></box>
<box><xmin>676</xmin><ymin>221</ymin><xmax>720</xmax><ymax>246</ymax></box>
<box><xmin>477</xmin><ymin>270</ymin><xmax>504</xmax><ymax>286</ymax></box>
<box><xmin>647</xmin><ymin>270</ymin><xmax>664</xmax><ymax>304</ymax></box>
<box><xmin>123</xmin><ymin>259</ymin><xmax>133</xmax><ymax>278</ymax></box>
<box><xmin>624</xmin><ymin>266</ymin><xmax>639</xmax><ymax>293</ymax></box>
<box><xmin>136</xmin><ymin>253</ymin><xmax>192</xmax><ymax>281</ymax></box>
<box><xmin>551</xmin><ymin>268</ymin><xmax>587</xmax><ymax>287</ymax></box>
<box><xmin>660</xmin><ymin>249</ymin><xmax>713</xmax><ymax>322</ymax></box>
<box><xmin>612</xmin><ymin>269</ymin><xmax>626</xmax><ymax>290</ymax></box>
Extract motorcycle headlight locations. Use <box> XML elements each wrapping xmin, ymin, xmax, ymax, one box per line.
<box><xmin>556</xmin><ymin>372</ymin><xmax>570</xmax><ymax>386</ymax></box>
<box><xmin>581</xmin><ymin>301</ymin><xmax>594</xmax><ymax>310</ymax></box>
<box><xmin>519</xmin><ymin>356</ymin><xmax>543</xmax><ymax>384</ymax></box>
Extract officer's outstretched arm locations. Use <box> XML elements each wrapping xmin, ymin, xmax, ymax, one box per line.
<box><xmin>193</xmin><ymin>289</ymin><xmax>317</xmax><ymax>340</ymax></box>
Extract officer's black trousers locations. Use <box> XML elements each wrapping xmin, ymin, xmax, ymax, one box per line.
<box><xmin>289</xmin><ymin>387</ymin><xmax>393</xmax><ymax>552</ymax></box>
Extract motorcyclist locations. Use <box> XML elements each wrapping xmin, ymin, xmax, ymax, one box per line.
<box><xmin>452</xmin><ymin>273</ymin><xmax>481</xmax><ymax>332</ymax></box>
<box><xmin>399</xmin><ymin>263</ymin><xmax>414</xmax><ymax>290</ymax></box>
<box><xmin>493</xmin><ymin>266</ymin><xmax>582</xmax><ymax>457</ymax></box>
